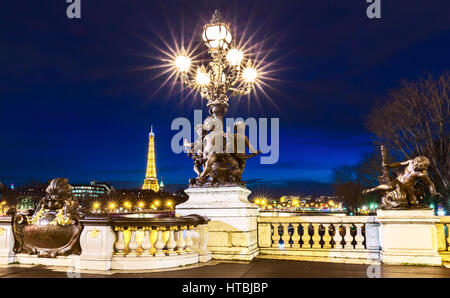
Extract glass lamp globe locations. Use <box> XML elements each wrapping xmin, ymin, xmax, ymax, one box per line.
<box><xmin>202</xmin><ymin>10</ymin><xmax>232</xmax><ymax>50</ymax></box>
<box><xmin>243</xmin><ymin>67</ymin><xmax>257</xmax><ymax>83</ymax></box>
<box><xmin>243</xmin><ymin>59</ymin><xmax>257</xmax><ymax>83</ymax></box>
<box><xmin>196</xmin><ymin>67</ymin><xmax>210</xmax><ymax>85</ymax></box>
<box><xmin>226</xmin><ymin>48</ymin><xmax>243</xmax><ymax>66</ymax></box>
<box><xmin>175</xmin><ymin>55</ymin><xmax>191</xmax><ymax>72</ymax></box>
<box><xmin>203</xmin><ymin>24</ymin><xmax>232</xmax><ymax>49</ymax></box>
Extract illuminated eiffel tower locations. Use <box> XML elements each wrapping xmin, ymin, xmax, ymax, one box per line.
<box><xmin>142</xmin><ymin>126</ymin><xmax>159</xmax><ymax>192</ymax></box>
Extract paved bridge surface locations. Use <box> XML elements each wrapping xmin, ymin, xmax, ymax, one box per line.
<box><xmin>0</xmin><ymin>258</ymin><xmax>449</xmax><ymax>278</ymax></box>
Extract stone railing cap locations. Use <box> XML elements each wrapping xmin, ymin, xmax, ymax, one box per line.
<box><xmin>0</xmin><ymin>216</ymin><xmax>12</xmax><ymax>224</ymax></box>
<box><xmin>81</xmin><ymin>214</ymin><xmax>210</xmax><ymax>227</ymax></box>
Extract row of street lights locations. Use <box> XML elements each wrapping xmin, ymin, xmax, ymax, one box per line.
<box><xmin>91</xmin><ymin>199</ymin><xmax>174</xmax><ymax>213</ymax></box>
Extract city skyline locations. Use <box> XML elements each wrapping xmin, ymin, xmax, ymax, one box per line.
<box><xmin>1</xmin><ymin>0</ymin><xmax>449</xmax><ymax>195</ymax></box>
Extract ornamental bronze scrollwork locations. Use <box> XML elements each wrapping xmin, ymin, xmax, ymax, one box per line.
<box><xmin>13</xmin><ymin>178</ymin><xmax>84</xmax><ymax>257</ymax></box>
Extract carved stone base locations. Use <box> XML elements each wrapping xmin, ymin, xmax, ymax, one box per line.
<box><xmin>0</xmin><ymin>218</ymin><xmax>14</xmax><ymax>264</ymax></box>
<box><xmin>377</xmin><ymin>209</ymin><xmax>442</xmax><ymax>266</ymax></box>
<box><xmin>176</xmin><ymin>186</ymin><xmax>259</xmax><ymax>261</ymax></box>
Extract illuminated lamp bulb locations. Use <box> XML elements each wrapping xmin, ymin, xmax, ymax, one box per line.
<box><xmin>242</xmin><ymin>60</ymin><xmax>257</xmax><ymax>83</ymax></box>
<box><xmin>195</xmin><ymin>66</ymin><xmax>210</xmax><ymax>85</ymax></box>
<box><xmin>226</xmin><ymin>48</ymin><xmax>243</xmax><ymax>66</ymax></box>
<box><xmin>175</xmin><ymin>55</ymin><xmax>191</xmax><ymax>72</ymax></box>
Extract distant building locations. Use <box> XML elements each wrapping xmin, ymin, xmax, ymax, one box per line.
<box><xmin>72</xmin><ymin>180</ymin><xmax>114</xmax><ymax>201</ymax></box>
<box><xmin>1</xmin><ymin>183</ymin><xmax>47</xmax><ymax>209</ymax></box>
<box><xmin>17</xmin><ymin>184</ymin><xmax>47</xmax><ymax>203</ymax></box>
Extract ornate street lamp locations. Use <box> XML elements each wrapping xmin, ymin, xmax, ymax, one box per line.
<box><xmin>174</xmin><ymin>9</ymin><xmax>257</xmax><ymax>120</ymax></box>
<box><xmin>174</xmin><ymin>9</ymin><xmax>261</xmax><ymax>186</ymax></box>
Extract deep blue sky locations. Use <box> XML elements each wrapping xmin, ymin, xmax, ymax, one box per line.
<box><xmin>1</xmin><ymin>0</ymin><xmax>449</xmax><ymax>195</ymax></box>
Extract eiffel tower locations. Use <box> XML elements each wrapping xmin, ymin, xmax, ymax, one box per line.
<box><xmin>142</xmin><ymin>126</ymin><xmax>159</xmax><ymax>192</ymax></box>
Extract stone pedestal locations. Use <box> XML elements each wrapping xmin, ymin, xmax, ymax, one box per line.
<box><xmin>365</xmin><ymin>217</ymin><xmax>381</xmax><ymax>261</ymax></box>
<box><xmin>377</xmin><ymin>209</ymin><xmax>442</xmax><ymax>266</ymax></box>
<box><xmin>0</xmin><ymin>218</ymin><xmax>14</xmax><ymax>264</ymax></box>
<box><xmin>77</xmin><ymin>218</ymin><xmax>116</xmax><ymax>271</ymax></box>
<box><xmin>176</xmin><ymin>186</ymin><xmax>259</xmax><ymax>261</ymax></box>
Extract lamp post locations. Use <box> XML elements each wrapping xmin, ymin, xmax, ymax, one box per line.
<box><xmin>174</xmin><ymin>9</ymin><xmax>257</xmax><ymax>120</ymax></box>
<box><xmin>173</xmin><ymin>9</ymin><xmax>261</xmax><ymax>187</ymax></box>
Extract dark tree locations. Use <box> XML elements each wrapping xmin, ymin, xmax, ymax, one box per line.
<box><xmin>332</xmin><ymin>151</ymin><xmax>383</xmax><ymax>212</ymax></box>
<box><xmin>367</xmin><ymin>72</ymin><xmax>449</xmax><ymax>203</ymax></box>
<box><xmin>332</xmin><ymin>164</ymin><xmax>362</xmax><ymax>212</ymax></box>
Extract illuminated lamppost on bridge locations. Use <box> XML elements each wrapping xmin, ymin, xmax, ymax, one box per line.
<box><xmin>176</xmin><ymin>9</ymin><xmax>264</xmax><ymax>262</ymax></box>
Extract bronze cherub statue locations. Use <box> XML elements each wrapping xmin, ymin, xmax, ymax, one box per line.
<box><xmin>184</xmin><ymin>118</ymin><xmax>260</xmax><ymax>187</ymax></box>
<box><xmin>362</xmin><ymin>146</ymin><xmax>441</xmax><ymax>209</ymax></box>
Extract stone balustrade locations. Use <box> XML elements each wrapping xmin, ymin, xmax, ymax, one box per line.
<box><xmin>0</xmin><ymin>210</ymin><xmax>448</xmax><ymax>270</ymax></box>
<box><xmin>0</xmin><ymin>214</ymin><xmax>211</xmax><ymax>271</ymax></box>
<box><xmin>109</xmin><ymin>215</ymin><xmax>208</xmax><ymax>257</ymax></box>
<box><xmin>257</xmin><ymin>215</ymin><xmax>381</xmax><ymax>264</ymax></box>
<box><xmin>79</xmin><ymin>214</ymin><xmax>211</xmax><ymax>270</ymax></box>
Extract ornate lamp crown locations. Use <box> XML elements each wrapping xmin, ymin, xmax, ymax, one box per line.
<box><xmin>202</xmin><ymin>9</ymin><xmax>232</xmax><ymax>50</ymax></box>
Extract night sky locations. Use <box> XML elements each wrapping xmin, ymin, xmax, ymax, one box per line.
<box><xmin>1</xmin><ymin>0</ymin><xmax>449</xmax><ymax>195</ymax></box>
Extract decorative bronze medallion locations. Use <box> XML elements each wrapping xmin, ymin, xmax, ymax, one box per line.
<box><xmin>13</xmin><ymin>178</ymin><xmax>84</xmax><ymax>257</ymax></box>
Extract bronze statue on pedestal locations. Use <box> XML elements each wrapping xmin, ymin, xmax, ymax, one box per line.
<box><xmin>184</xmin><ymin>118</ymin><xmax>260</xmax><ymax>187</ymax></box>
<box><xmin>362</xmin><ymin>146</ymin><xmax>441</xmax><ymax>209</ymax></box>
<box><xmin>184</xmin><ymin>117</ymin><xmax>260</xmax><ymax>187</ymax></box>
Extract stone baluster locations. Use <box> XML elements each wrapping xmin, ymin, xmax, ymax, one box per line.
<box><xmin>281</xmin><ymin>223</ymin><xmax>290</xmax><ymax>248</ymax></box>
<box><xmin>322</xmin><ymin>224</ymin><xmax>332</xmax><ymax>249</ymax></box>
<box><xmin>185</xmin><ymin>227</ymin><xmax>194</xmax><ymax>252</ymax></box>
<box><xmin>291</xmin><ymin>223</ymin><xmax>300</xmax><ymax>249</ymax></box>
<box><xmin>344</xmin><ymin>224</ymin><xmax>354</xmax><ymax>249</ymax></box>
<box><xmin>271</xmin><ymin>224</ymin><xmax>279</xmax><ymax>248</ymax></box>
<box><xmin>311</xmin><ymin>224</ymin><xmax>321</xmax><ymax>249</ymax></box>
<box><xmin>176</xmin><ymin>228</ymin><xmax>187</xmax><ymax>254</ymax></box>
<box><xmin>298</xmin><ymin>224</ymin><xmax>306</xmax><ymax>248</ymax></box>
<box><xmin>355</xmin><ymin>223</ymin><xmax>365</xmax><ymax>249</ymax></box>
<box><xmin>197</xmin><ymin>224</ymin><xmax>211</xmax><ymax>261</ymax></box>
<box><xmin>445</xmin><ymin>224</ymin><xmax>450</xmax><ymax>251</ymax></box>
<box><xmin>334</xmin><ymin>226</ymin><xmax>343</xmax><ymax>249</ymax></box>
<box><xmin>114</xmin><ymin>227</ymin><xmax>125</xmax><ymax>253</ymax></box>
<box><xmin>166</xmin><ymin>228</ymin><xmax>177</xmax><ymax>255</ymax></box>
<box><xmin>127</xmin><ymin>228</ymin><xmax>139</xmax><ymax>254</ymax></box>
<box><xmin>141</xmin><ymin>227</ymin><xmax>152</xmax><ymax>254</ymax></box>
<box><xmin>276</xmin><ymin>223</ymin><xmax>283</xmax><ymax>248</ymax></box>
<box><xmin>154</xmin><ymin>228</ymin><xmax>166</xmax><ymax>256</ymax></box>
